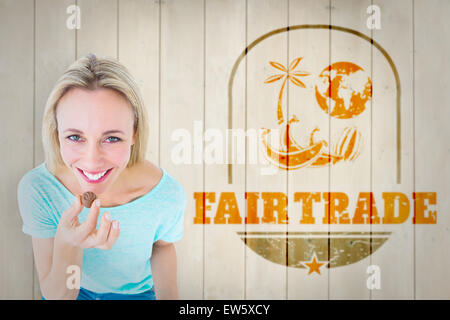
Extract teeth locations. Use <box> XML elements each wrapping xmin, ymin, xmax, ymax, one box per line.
<box><xmin>83</xmin><ymin>169</ymin><xmax>108</xmax><ymax>180</ymax></box>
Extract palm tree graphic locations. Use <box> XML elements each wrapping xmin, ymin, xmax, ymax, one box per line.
<box><xmin>264</xmin><ymin>57</ymin><xmax>310</xmax><ymax>125</ymax></box>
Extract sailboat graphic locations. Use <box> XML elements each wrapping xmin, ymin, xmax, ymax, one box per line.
<box><xmin>261</xmin><ymin>57</ymin><xmax>349</xmax><ymax>170</ymax></box>
<box><xmin>261</xmin><ymin>116</ymin><xmax>328</xmax><ymax>170</ymax></box>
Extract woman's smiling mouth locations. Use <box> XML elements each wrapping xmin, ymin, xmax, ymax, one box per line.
<box><xmin>77</xmin><ymin>168</ymin><xmax>113</xmax><ymax>183</ymax></box>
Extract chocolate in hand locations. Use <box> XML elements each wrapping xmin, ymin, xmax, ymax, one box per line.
<box><xmin>82</xmin><ymin>191</ymin><xmax>97</xmax><ymax>208</ymax></box>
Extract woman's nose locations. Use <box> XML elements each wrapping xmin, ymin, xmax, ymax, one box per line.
<box><xmin>84</xmin><ymin>141</ymin><xmax>104</xmax><ymax>163</ymax></box>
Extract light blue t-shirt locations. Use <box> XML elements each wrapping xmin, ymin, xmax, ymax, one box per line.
<box><xmin>17</xmin><ymin>162</ymin><xmax>186</xmax><ymax>294</ymax></box>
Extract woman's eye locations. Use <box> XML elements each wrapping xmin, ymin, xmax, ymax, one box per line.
<box><xmin>67</xmin><ymin>135</ymin><xmax>81</xmax><ymax>142</ymax></box>
<box><xmin>66</xmin><ymin>135</ymin><xmax>122</xmax><ymax>143</ymax></box>
<box><xmin>106</xmin><ymin>136</ymin><xmax>121</xmax><ymax>143</ymax></box>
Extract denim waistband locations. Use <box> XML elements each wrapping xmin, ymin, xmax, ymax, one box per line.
<box><xmin>41</xmin><ymin>287</ymin><xmax>156</xmax><ymax>300</ymax></box>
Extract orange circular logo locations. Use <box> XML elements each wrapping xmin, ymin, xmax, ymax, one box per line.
<box><xmin>315</xmin><ymin>61</ymin><xmax>372</xmax><ymax>119</ymax></box>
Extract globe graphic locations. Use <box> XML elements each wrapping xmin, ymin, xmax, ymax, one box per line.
<box><xmin>315</xmin><ymin>62</ymin><xmax>372</xmax><ymax>119</ymax></box>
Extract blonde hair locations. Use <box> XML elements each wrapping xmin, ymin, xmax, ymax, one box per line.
<box><xmin>42</xmin><ymin>53</ymin><xmax>149</xmax><ymax>174</ymax></box>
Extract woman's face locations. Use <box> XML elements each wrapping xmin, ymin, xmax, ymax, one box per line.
<box><xmin>56</xmin><ymin>87</ymin><xmax>136</xmax><ymax>195</ymax></box>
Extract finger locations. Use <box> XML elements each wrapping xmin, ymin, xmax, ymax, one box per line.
<box><xmin>77</xmin><ymin>199</ymin><xmax>101</xmax><ymax>241</ymax></box>
<box><xmin>61</xmin><ymin>195</ymin><xmax>83</xmax><ymax>224</ymax></box>
<box><xmin>94</xmin><ymin>212</ymin><xmax>112</xmax><ymax>246</ymax></box>
<box><xmin>98</xmin><ymin>220</ymin><xmax>120</xmax><ymax>250</ymax></box>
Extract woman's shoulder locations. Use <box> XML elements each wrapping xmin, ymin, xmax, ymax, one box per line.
<box><xmin>17</xmin><ymin>163</ymin><xmax>58</xmax><ymax>214</ymax></box>
<box><xmin>160</xmin><ymin>168</ymin><xmax>186</xmax><ymax>201</ymax></box>
<box><xmin>139</xmin><ymin>161</ymin><xmax>186</xmax><ymax>205</ymax></box>
<box><xmin>17</xmin><ymin>163</ymin><xmax>52</xmax><ymax>193</ymax></box>
<box><xmin>17</xmin><ymin>162</ymin><xmax>72</xmax><ymax>211</ymax></box>
<box><xmin>17</xmin><ymin>163</ymin><xmax>61</xmax><ymax>238</ymax></box>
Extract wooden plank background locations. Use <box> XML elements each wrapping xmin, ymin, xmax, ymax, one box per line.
<box><xmin>1</xmin><ymin>0</ymin><xmax>448</xmax><ymax>299</ymax></box>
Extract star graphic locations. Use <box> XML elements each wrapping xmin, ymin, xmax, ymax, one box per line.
<box><xmin>300</xmin><ymin>252</ymin><xmax>328</xmax><ymax>275</ymax></box>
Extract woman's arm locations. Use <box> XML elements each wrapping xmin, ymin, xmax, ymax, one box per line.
<box><xmin>32</xmin><ymin>196</ymin><xmax>120</xmax><ymax>300</ymax></box>
<box><xmin>33</xmin><ymin>237</ymin><xmax>83</xmax><ymax>300</ymax></box>
<box><xmin>151</xmin><ymin>240</ymin><xmax>178</xmax><ymax>299</ymax></box>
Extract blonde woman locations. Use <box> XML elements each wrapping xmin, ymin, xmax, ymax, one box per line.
<box><xmin>17</xmin><ymin>54</ymin><xmax>186</xmax><ymax>300</ymax></box>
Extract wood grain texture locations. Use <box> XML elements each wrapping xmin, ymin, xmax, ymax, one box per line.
<box><xmin>118</xmin><ymin>0</ymin><xmax>160</xmax><ymax>165</ymax></box>
<box><xmin>204</xmin><ymin>0</ymin><xmax>246</xmax><ymax>299</ymax></box>
<box><xmin>287</xmin><ymin>0</ymin><xmax>330</xmax><ymax>300</ymax></box>
<box><xmin>371</xmin><ymin>0</ymin><xmax>414</xmax><ymax>299</ymax></box>
<box><xmin>328</xmin><ymin>0</ymin><xmax>372</xmax><ymax>300</ymax></box>
<box><xmin>0</xmin><ymin>0</ymin><xmax>34</xmax><ymax>299</ymax></box>
<box><xmin>414</xmin><ymin>0</ymin><xmax>450</xmax><ymax>299</ymax></box>
<box><xmin>160</xmin><ymin>0</ymin><xmax>205</xmax><ymax>299</ymax></box>
<box><xmin>2</xmin><ymin>0</ymin><xmax>449</xmax><ymax>300</ymax></box>
<box><xmin>245</xmin><ymin>0</ymin><xmax>289</xmax><ymax>300</ymax></box>
<box><xmin>77</xmin><ymin>0</ymin><xmax>117</xmax><ymax>59</ymax></box>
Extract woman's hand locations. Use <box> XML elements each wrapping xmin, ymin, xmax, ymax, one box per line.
<box><xmin>55</xmin><ymin>194</ymin><xmax>120</xmax><ymax>250</ymax></box>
